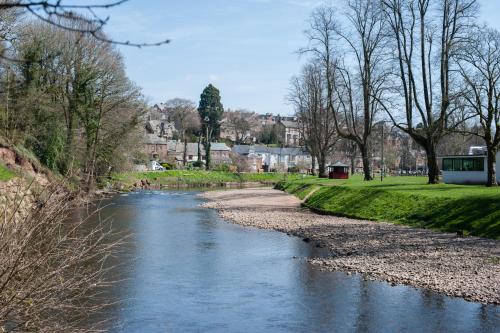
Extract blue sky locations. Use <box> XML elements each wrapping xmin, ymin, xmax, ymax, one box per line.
<box><xmin>100</xmin><ymin>0</ymin><xmax>500</xmax><ymax>115</ymax></box>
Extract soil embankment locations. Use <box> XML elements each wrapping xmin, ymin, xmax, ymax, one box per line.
<box><xmin>200</xmin><ymin>188</ymin><xmax>500</xmax><ymax>305</ymax></box>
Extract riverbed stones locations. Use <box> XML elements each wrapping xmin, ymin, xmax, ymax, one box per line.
<box><xmin>200</xmin><ymin>188</ymin><xmax>500</xmax><ymax>305</ymax></box>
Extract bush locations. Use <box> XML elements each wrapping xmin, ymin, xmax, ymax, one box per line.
<box><xmin>191</xmin><ymin>160</ymin><xmax>204</xmax><ymax>168</ymax></box>
<box><xmin>0</xmin><ymin>184</ymin><xmax>122</xmax><ymax>331</ymax></box>
<box><xmin>161</xmin><ymin>162</ymin><xmax>175</xmax><ymax>170</ymax></box>
<box><xmin>213</xmin><ymin>163</ymin><xmax>231</xmax><ymax>172</ymax></box>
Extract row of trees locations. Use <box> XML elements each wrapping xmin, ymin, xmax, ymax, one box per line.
<box><xmin>0</xmin><ymin>12</ymin><xmax>144</xmax><ymax>189</ymax></box>
<box><xmin>291</xmin><ymin>0</ymin><xmax>500</xmax><ymax>186</ymax></box>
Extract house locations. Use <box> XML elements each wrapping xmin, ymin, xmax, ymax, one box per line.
<box><xmin>143</xmin><ymin>117</ymin><xmax>178</xmax><ymax>161</ymax></box>
<box><xmin>209</xmin><ymin>143</ymin><xmax>232</xmax><ymax>165</ymax></box>
<box><xmin>441</xmin><ymin>146</ymin><xmax>500</xmax><ymax>184</ymax></box>
<box><xmin>232</xmin><ymin>145</ymin><xmax>312</xmax><ymax>172</ymax></box>
<box><xmin>144</xmin><ymin>133</ymin><xmax>172</xmax><ymax>162</ymax></box>
<box><xmin>166</xmin><ymin>142</ymin><xmax>231</xmax><ymax>167</ymax></box>
<box><xmin>145</xmin><ymin>120</ymin><xmax>176</xmax><ymax>140</ymax></box>
<box><xmin>276</xmin><ymin>117</ymin><xmax>302</xmax><ymax>147</ymax></box>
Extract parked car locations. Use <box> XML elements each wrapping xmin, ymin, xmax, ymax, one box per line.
<box><xmin>150</xmin><ymin>161</ymin><xmax>165</xmax><ymax>171</ymax></box>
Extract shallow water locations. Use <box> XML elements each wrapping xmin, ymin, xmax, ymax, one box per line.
<box><xmin>83</xmin><ymin>191</ymin><xmax>499</xmax><ymax>332</ymax></box>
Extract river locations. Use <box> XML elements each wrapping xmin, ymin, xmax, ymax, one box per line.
<box><xmin>80</xmin><ymin>191</ymin><xmax>499</xmax><ymax>332</ymax></box>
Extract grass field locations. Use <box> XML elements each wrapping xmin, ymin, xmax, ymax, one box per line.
<box><xmin>277</xmin><ymin>175</ymin><xmax>500</xmax><ymax>239</ymax></box>
<box><xmin>0</xmin><ymin>163</ymin><xmax>15</xmax><ymax>182</ymax></box>
<box><xmin>111</xmin><ymin>170</ymin><xmax>308</xmax><ymax>189</ymax></box>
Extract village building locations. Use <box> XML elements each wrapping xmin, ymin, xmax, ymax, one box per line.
<box><xmin>276</xmin><ymin>117</ymin><xmax>302</xmax><ymax>147</ymax></box>
<box><xmin>143</xmin><ymin>117</ymin><xmax>231</xmax><ymax>168</ymax></box>
<box><xmin>232</xmin><ymin>145</ymin><xmax>312</xmax><ymax>172</ymax></box>
<box><xmin>441</xmin><ymin>146</ymin><xmax>500</xmax><ymax>184</ymax></box>
<box><xmin>208</xmin><ymin>143</ymin><xmax>232</xmax><ymax>166</ymax></box>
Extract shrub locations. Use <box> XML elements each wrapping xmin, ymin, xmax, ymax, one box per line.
<box><xmin>213</xmin><ymin>163</ymin><xmax>231</xmax><ymax>172</ymax></box>
<box><xmin>161</xmin><ymin>162</ymin><xmax>175</xmax><ymax>170</ymax></box>
<box><xmin>0</xmin><ymin>184</ymin><xmax>123</xmax><ymax>331</ymax></box>
<box><xmin>191</xmin><ymin>160</ymin><xmax>204</xmax><ymax>168</ymax></box>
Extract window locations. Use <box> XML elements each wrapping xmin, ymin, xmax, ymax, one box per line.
<box><xmin>443</xmin><ymin>157</ymin><xmax>484</xmax><ymax>171</ymax></box>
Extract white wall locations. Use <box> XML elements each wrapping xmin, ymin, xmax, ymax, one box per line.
<box><xmin>443</xmin><ymin>157</ymin><xmax>488</xmax><ymax>184</ymax></box>
<box><xmin>496</xmin><ymin>152</ymin><xmax>500</xmax><ymax>178</ymax></box>
<box><xmin>442</xmin><ymin>171</ymin><xmax>487</xmax><ymax>184</ymax></box>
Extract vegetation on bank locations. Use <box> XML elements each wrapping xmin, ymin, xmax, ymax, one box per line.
<box><xmin>0</xmin><ymin>163</ymin><xmax>15</xmax><ymax>182</ymax></box>
<box><xmin>277</xmin><ymin>175</ymin><xmax>500</xmax><ymax>239</ymax></box>
<box><xmin>111</xmin><ymin>170</ymin><xmax>309</xmax><ymax>189</ymax></box>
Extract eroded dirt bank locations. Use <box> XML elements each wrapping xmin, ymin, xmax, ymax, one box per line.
<box><xmin>200</xmin><ymin>188</ymin><xmax>500</xmax><ymax>305</ymax></box>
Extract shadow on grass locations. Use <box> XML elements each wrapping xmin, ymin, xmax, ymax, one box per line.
<box><xmin>303</xmin><ymin>186</ymin><xmax>500</xmax><ymax>240</ymax></box>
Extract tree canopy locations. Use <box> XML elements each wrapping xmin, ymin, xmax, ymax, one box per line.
<box><xmin>198</xmin><ymin>84</ymin><xmax>224</xmax><ymax>139</ymax></box>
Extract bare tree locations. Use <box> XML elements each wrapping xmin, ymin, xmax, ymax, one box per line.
<box><xmin>381</xmin><ymin>0</ymin><xmax>478</xmax><ymax>183</ymax></box>
<box><xmin>329</xmin><ymin>0</ymin><xmax>389</xmax><ymax>181</ymax></box>
<box><xmin>457</xmin><ymin>26</ymin><xmax>500</xmax><ymax>186</ymax></box>
<box><xmin>222</xmin><ymin>109</ymin><xmax>259</xmax><ymax>144</ymax></box>
<box><xmin>289</xmin><ymin>62</ymin><xmax>337</xmax><ymax>177</ymax></box>
<box><xmin>164</xmin><ymin>98</ymin><xmax>201</xmax><ymax>166</ymax></box>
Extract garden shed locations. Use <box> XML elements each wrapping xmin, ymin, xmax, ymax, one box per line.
<box><xmin>328</xmin><ymin>162</ymin><xmax>349</xmax><ymax>179</ymax></box>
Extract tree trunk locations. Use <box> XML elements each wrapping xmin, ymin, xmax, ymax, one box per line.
<box><xmin>205</xmin><ymin>141</ymin><xmax>211</xmax><ymax>171</ymax></box>
<box><xmin>183</xmin><ymin>138</ymin><xmax>188</xmax><ymax>167</ymax></box>
<box><xmin>311</xmin><ymin>154</ymin><xmax>316</xmax><ymax>176</ymax></box>
<box><xmin>486</xmin><ymin>146</ymin><xmax>497</xmax><ymax>187</ymax></box>
<box><xmin>360</xmin><ymin>145</ymin><xmax>372</xmax><ymax>181</ymax></box>
<box><xmin>318</xmin><ymin>153</ymin><xmax>328</xmax><ymax>178</ymax></box>
<box><xmin>197</xmin><ymin>136</ymin><xmax>202</xmax><ymax>164</ymax></box>
<box><xmin>425</xmin><ymin>144</ymin><xmax>440</xmax><ymax>184</ymax></box>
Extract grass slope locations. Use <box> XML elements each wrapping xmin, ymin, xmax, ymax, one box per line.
<box><xmin>112</xmin><ymin>170</ymin><xmax>309</xmax><ymax>188</ymax></box>
<box><xmin>0</xmin><ymin>163</ymin><xmax>15</xmax><ymax>182</ymax></box>
<box><xmin>278</xmin><ymin>175</ymin><xmax>500</xmax><ymax>239</ymax></box>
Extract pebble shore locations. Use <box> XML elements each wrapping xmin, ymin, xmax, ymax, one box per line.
<box><xmin>200</xmin><ymin>188</ymin><xmax>500</xmax><ymax>305</ymax></box>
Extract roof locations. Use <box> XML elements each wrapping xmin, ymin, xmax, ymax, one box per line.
<box><xmin>329</xmin><ymin>162</ymin><xmax>349</xmax><ymax>167</ymax></box>
<box><xmin>278</xmin><ymin>120</ymin><xmax>299</xmax><ymax>129</ymax></box>
<box><xmin>439</xmin><ymin>155</ymin><xmax>486</xmax><ymax>158</ymax></box>
<box><xmin>144</xmin><ymin>133</ymin><xmax>170</xmax><ymax>145</ymax></box>
<box><xmin>210</xmin><ymin>143</ymin><xmax>231</xmax><ymax>151</ymax></box>
<box><xmin>232</xmin><ymin>145</ymin><xmax>310</xmax><ymax>156</ymax></box>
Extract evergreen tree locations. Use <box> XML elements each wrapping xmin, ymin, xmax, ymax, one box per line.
<box><xmin>197</xmin><ymin>84</ymin><xmax>223</xmax><ymax>170</ymax></box>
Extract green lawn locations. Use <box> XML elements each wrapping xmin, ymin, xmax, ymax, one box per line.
<box><xmin>0</xmin><ymin>163</ymin><xmax>15</xmax><ymax>182</ymax></box>
<box><xmin>278</xmin><ymin>175</ymin><xmax>500</xmax><ymax>239</ymax></box>
<box><xmin>111</xmin><ymin>170</ymin><xmax>309</xmax><ymax>189</ymax></box>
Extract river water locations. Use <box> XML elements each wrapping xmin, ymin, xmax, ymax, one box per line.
<box><xmin>83</xmin><ymin>191</ymin><xmax>499</xmax><ymax>332</ymax></box>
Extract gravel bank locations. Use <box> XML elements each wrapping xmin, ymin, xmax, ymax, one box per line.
<box><xmin>200</xmin><ymin>188</ymin><xmax>500</xmax><ymax>305</ymax></box>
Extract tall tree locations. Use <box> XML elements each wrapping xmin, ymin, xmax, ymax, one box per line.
<box><xmin>198</xmin><ymin>84</ymin><xmax>223</xmax><ymax>170</ymax></box>
<box><xmin>457</xmin><ymin>26</ymin><xmax>500</xmax><ymax>186</ymax></box>
<box><xmin>381</xmin><ymin>0</ymin><xmax>478</xmax><ymax>184</ymax></box>
<box><xmin>329</xmin><ymin>0</ymin><xmax>389</xmax><ymax>181</ymax></box>
<box><xmin>289</xmin><ymin>62</ymin><xmax>338</xmax><ymax>178</ymax></box>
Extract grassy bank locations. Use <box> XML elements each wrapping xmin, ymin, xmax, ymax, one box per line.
<box><xmin>111</xmin><ymin>170</ymin><xmax>309</xmax><ymax>189</ymax></box>
<box><xmin>277</xmin><ymin>175</ymin><xmax>500</xmax><ymax>239</ymax></box>
<box><xmin>0</xmin><ymin>163</ymin><xmax>15</xmax><ymax>182</ymax></box>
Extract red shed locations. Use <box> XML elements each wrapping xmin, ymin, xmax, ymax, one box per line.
<box><xmin>328</xmin><ymin>162</ymin><xmax>349</xmax><ymax>179</ymax></box>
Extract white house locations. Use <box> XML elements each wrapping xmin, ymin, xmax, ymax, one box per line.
<box><xmin>232</xmin><ymin>145</ymin><xmax>312</xmax><ymax>172</ymax></box>
<box><xmin>441</xmin><ymin>147</ymin><xmax>500</xmax><ymax>184</ymax></box>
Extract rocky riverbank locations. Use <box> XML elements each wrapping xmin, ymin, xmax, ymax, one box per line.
<box><xmin>200</xmin><ymin>188</ymin><xmax>500</xmax><ymax>305</ymax></box>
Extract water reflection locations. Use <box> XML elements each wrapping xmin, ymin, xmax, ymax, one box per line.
<box><xmin>79</xmin><ymin>191</ymin><xmax>499</xmax><ymax>333</ymax></box>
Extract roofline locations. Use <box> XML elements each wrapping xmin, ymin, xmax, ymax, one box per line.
<box><xmin>438</xmin><ymin>155</ymin><xmax>486</xmax><ymax>158</ymax></box>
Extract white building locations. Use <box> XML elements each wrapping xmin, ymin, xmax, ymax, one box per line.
<box><xmin>232</xmin><ymin>145</ymin><xmax>312</xmax><ymax>172</ymax></box>
<box><xmin>441</xmin><ymin>148</ymin><xmax>500</xmax><ymax>184</ymax></box>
